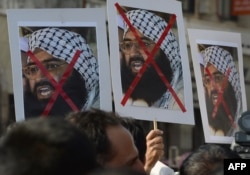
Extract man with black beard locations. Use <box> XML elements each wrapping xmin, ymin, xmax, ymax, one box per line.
<box><xmin>201</xmin><ymin>46</ymin><xmax>242</xmax><ymax>136</ymax></box>
<box><xmin>23</xmin><ymin>27</ymin><xmax>99</xmax><ymax>118</ymax></box>
<box><xmin>120</xmin><ymin>9</ymin><xmax>184</xmax><ymax>109</ymax></box>
<box><xmin>121</xmin><ymin>50</ymin><xmax>173</xmax><ymax>106</ymax></box>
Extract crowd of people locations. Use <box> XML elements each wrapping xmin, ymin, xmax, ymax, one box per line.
<box><xmin>0</xmin><ymin>108</ymin><xmax>242</xmax><ymax>175</ymax></box>
<box><xmin>0</xmin><ymin>7</ymin><xmax>243</xmax><ymax>175</ymax></box>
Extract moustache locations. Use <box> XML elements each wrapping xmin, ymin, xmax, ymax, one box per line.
<box><xmin>210</xmin><ymin>89</ymin><xmax>218</xmax><ymax>96</ymax></box>
<box><xmin>129</xmin><ymin>56</ymin><xmax>145</xmax><ymax>65</ymax></box>
<box><xmin>34</xmin><ymin>80</ymin><xmax>55</xmax><ymax>92</ymax></box>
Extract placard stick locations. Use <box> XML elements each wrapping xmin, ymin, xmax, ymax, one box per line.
<box><xmin>153</xmin><ymin>118</ymin><xmax>158</xmax><ymax>130</ymax></box>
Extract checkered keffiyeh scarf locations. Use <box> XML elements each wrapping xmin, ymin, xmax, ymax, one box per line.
<box><xmin>201</xmin><ymin>46</ymin><xmax>242</xmax><ymax>116</ymax></box>
<box><xmin>28</xmin><ymin>27</ymin><xmax>99</xmax><ymax>109</ymax></box>
<box><xmin>123</xmin><ymin>9</ymin><xmax>183</xmax><ymax>108</ymax></box>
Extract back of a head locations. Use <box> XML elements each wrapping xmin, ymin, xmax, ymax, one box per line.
<box><xmin>89</xmin><ymin>167</ymin><xmax>147</xmax><ymax>175</ymax></box>
<box><xmin>66</xmin><ymin>108</ymin><xmax>122</xmax><ymax>164</ymax></box>
<box><xmin>0</xmin><ymin>117</ymin><xmax>98</xmax><ymax>175</ymax></box>
<box><xmin>179</xmin><ymin>144</ymin><xmax>241</xmax><ymax>175</ymax></box>
<box><xmin>119</xmin><ymin>117</ymin><xmax>147</xmax><ymax>163</ymax></box>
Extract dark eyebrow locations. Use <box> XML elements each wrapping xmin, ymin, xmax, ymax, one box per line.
<box><xmin>123</xmin><ymin>37</ymin><xmax>152</xmax><ymax>42</ymax></box>
<box><xmin>25</xmin><ymin>58</ymin><xmax>62</xmax><ymax>66</ymax></box>
<box><xmin>204</xmin><ymin>71</ymin><xmax>224</xmax><ymax>77</ymax></box>
<box><xmin>212</xmin><ymin>72</ymin><xmax>224</xmax><ymax>76</ymax></box>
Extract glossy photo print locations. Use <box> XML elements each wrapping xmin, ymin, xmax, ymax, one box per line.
<box><xmin>107</xmin><ymin>0</ymin><xmax>194</xmax><ymax>124</ymax></box>
<box><xmin>188</xmin><ymin>29</ymin><xmax>247</xmax><ymax>144</ymax></box>
<box><xmin>7</xmin><ymin>8</ymin><xmax>112</xmax><ymax>121</ymax></box>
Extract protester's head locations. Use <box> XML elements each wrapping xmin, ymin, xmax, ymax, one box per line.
<box><xmin>0</xmin><ymin>117</ymin><xmax>99</xmax><ymax>175</ymax></box>
<box><xmin>89</xmin><ymin>167</ymin><xmax>147</xmax><ymax>175</ymax></box>
<box><xmin>179</xmin><ymin>144</ymin><xmax>241</xmax><ymax>175</ymax></box>
<box><xmin>201</xmin><ymin>46</ymin><xmax>241</xmax><ymax>135</ymax></box>
<box><xmin>66</xmin><ymin>108</ymin><xmax>145</xmax><ymax>173</ymax></box>
<box><xmin>119</xmin><ymin>117</ymin><xmax>147</xmax><ymax>163</ymax></box>
<box><xmin>120</xmin><ymin>9</ymin><xmax>182</xmax><ymax>106</ymax></box>
<box><xmin>118</xmin><ymin>117</ymin><xmax>166</xmax><ymax>174</ymax></box>
<box><xmin>23</xmin><ymin>27</ymin><xmax>99</xmax><ymax>118</ymax></box>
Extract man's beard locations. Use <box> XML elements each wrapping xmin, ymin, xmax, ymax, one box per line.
<box><xmin>24</xmin><ymin>69</ymin><xmax>87</xmax><ymax>118</ymax></box>
<box><xmin>206</xmin><ymin>84</ymin><xmax>237</xmax><ymax>135</ymax></box>
<box><xmin>121</xmin><ymin>50</ymin><xmax>173</xmax><ymax>106</ymax></box>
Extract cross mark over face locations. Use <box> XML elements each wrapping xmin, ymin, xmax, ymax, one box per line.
<box><xmin>24</xmin><ymin>49</ymin><xmax>69</xmax><ymax>101</ymax></box>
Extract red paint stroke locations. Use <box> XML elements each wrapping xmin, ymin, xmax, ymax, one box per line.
<box><xmin>27</xmin><ymin>50</ymin><xmax>81</xmax><ymax>117</ymax></box>
<box><xmin>205</xmin><ymin>67</ymin><xmax>235</xmax><ymax>127</ymax></box>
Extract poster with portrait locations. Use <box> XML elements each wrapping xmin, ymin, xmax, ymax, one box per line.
<box><xmin>188</xmin><ymin>29</ymin><xmax>247</xmax><ymax>144</ymax></box>
<box><xmin>7</xmin><ymin>8</ymin><xmax>112</xmax><ymax>121</ymax></box>
<box><xmin>107</xmin><ymin>0</ymin><xmax>194</xmax><ymax>124</ymax></box>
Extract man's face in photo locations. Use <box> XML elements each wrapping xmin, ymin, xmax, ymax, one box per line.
<box><xmin>203</xmin><ymin>63</ymin><xmax>228</xmax><ymax>106</ymax></box>
<box><xmin>23</xmin><ymin>48</ymin><xmax>87</xmax><ymax>117</ymax></box>
<box><xmin>203</xmin><ymin>63</ymin><xmax>237</xmax><ymax>135</ymax></box>
<box><xmin>121</xmin><ymin>29</ymin><xmax>157</xmax><ymax>75</ymax></box>
<box><xmin>120</xmin><ymin>29</ymin><xmax>173</xmax><ymax>106</ymax></box>
<box><xmin>24</xmin><ymin>49</ymin><xmax>69</xmax><ymax>101</ymax></box>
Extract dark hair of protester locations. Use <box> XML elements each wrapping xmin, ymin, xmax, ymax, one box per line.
<box><xmin>66</xmin><ymin>108</ymin><xmax>146</xmax><ymax>174</ymax></box>
<box><xmin>119</xmin><ymin>117</ymin><xmax>147</xmax><ymax>163</ymax></box>
<box><xmin>89</xmin><ymin>167</ymin><xmax>147</xmax><ymax>175</ymax></box>
<box><xmin>179</xmin><ymin>144</ymin><xmax>241</xmax><ymax>175</ymax></box>
<box><xmin>65</xmin><ymin>108</ymin><xmax>121</xmax><ymax>164</ymax></box>
<box><xmin>0</xmin><ymin>117</ymin><xmax>99</xmax><ymax>175</ymax></box>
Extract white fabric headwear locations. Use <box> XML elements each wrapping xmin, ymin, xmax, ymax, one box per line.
<box><xmin>19</xmin><ymin>37</ymin><xmax>29</xmax><ymax>52</ymax></box>
<box><xmin>117</xmin><ymin>14</ymin><xmax>125</xmax><ymax>29</ymax></box>
<box><xmin>28</xmin><ymin>27</ymin><xmax>99</xmax><ymax>110</ymax></box>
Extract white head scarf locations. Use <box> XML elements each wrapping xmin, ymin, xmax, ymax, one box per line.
<box><xmin>19</xmin><ymin>37</ymin><xmax>29</xmax><ymax>52</ymax></box>
<box><xmin>28</xmin><ymin>27</ymin><xmax>99</xmax><ymax>110</ymax></box>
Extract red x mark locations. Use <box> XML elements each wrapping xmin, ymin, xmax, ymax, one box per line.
<box><xmin>26</xmin><ymin>50</ymin><xmax>81</xmax><ymax>117</ymax></box>
<box><xmin>205</xmin><ymin>67</ymin><xmax>236</xmax><ymax>128</ymax></box>
<box><xmin>116</xmin><ymin>3</ymin><xmax>186</xmax><ymax>112</ymax></box>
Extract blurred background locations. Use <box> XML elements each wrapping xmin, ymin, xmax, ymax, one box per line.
<box><xmin>1</xmin><ymin>0</ymin><xmax>250</xmax><ymax>170</ymax></box>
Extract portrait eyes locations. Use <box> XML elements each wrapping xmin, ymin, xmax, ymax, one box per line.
<box><xmin>120</xmin><ymin>39</ymin><xmax>155</xmax><ymax>53</ymax></box>
<box><xmin>29</xmin><ymin>66</ymin><xmax>39</xmax><ymax>74</ymax></box>
<box><xmin>122</xmin><ymin>42</ymin><xmax>133</xmax><ymax>50</ymax></box>
<box><xmin>203</xmin><ymin>74</ymin><xmax>225</xmax><ymax>86</ymax></box>
<box><xmin>45</xmin><ymin>61</ymin><xmax>66</xmax><ymax>70</ymax></box>
<box><xmin>23</xmin><ymin>60</ymin><xmax>67</xmax><ymax>79</ymax></box>
<box><xmin>143</xmin><ymin>40</ymin><xmax>154</xmax><ymax>47</ymax></box>
<box><xmin>214</xmin><ymin>74</ymin><xmax>224</xmax><ymax>82</ymax></box>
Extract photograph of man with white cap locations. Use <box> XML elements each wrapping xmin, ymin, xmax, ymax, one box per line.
<box><xmin>119</xmin><ymin>9</ymin><xmax>184</xmax><ymax>109</ymax></box>
<box><xmin>200</xmin><ymin>45</ymin><xmax>242</xmax><ymax>136</ymax></box>
<box><xmin>22</xmin><ymin>27</ymin><xmax>99</xmax><ymax>118</ymax></box>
